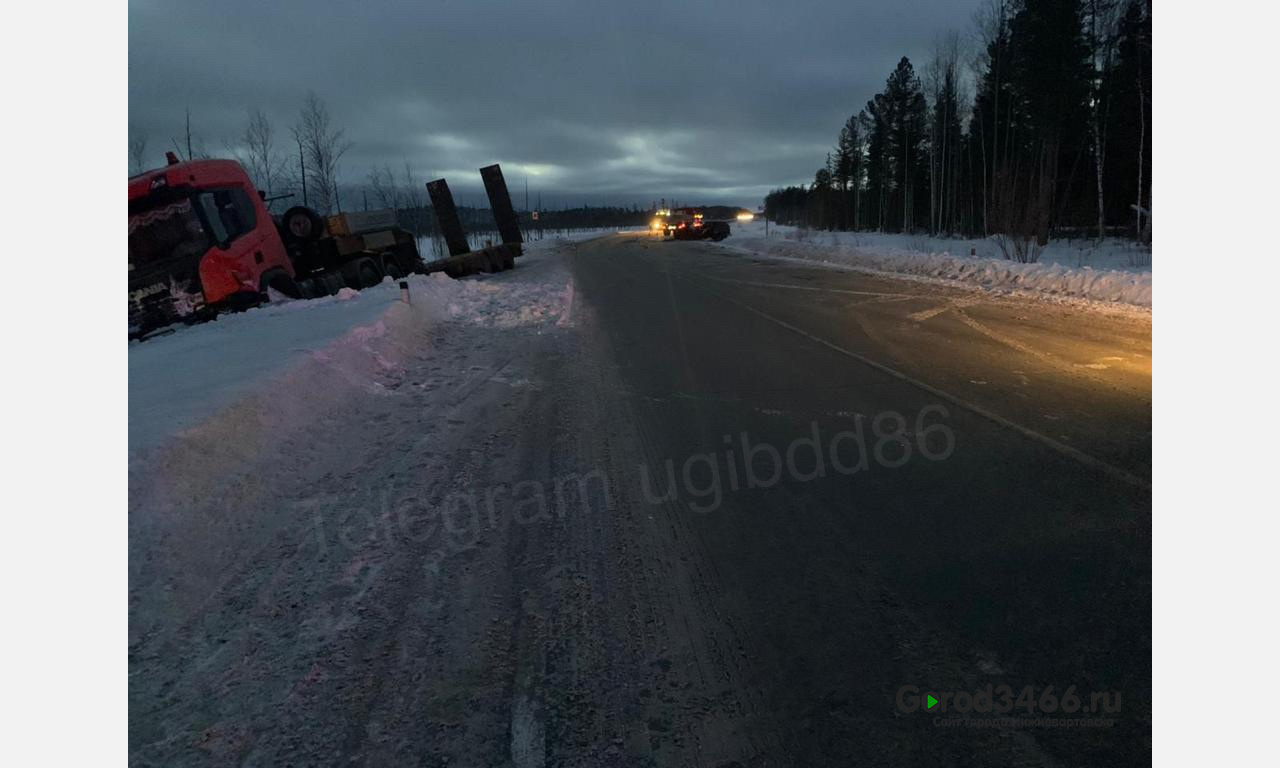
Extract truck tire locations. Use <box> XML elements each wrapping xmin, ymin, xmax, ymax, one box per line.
<box><xmin>261</xmin><ymin>270</ymin><xmax>302</xmax><ymax>300</ymax></box>
<box><xmin>382</xmin><ymin>256</ymin><xmax>405</xmax><ymax>280</ymax></box>
<box><xmin>282</xmin><ymin>206</ymin><xmax>325</xmax><ymax>244</ymax></box>
<box><xmin>311</xmin><ymin>272</ymin><xmax>343</xmax><ymax>297</ymax></box>
<box><xmin>358</xmin><ymin>259</ymin><xmax>384</xmax><ymax>288</ymax></box>
<box><xmin>342</xmin><ymin>257</ymin><xmax>384</xmax><ymax>289</ymax></box>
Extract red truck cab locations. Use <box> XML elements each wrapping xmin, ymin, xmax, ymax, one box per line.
<box><xmin>128</xmin><ymin>154</ymin><xmax>293</xmax><ymax>333</ymax></box>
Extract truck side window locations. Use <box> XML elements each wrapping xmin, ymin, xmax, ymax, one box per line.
<box><xmin>196</xmin><ymin>193</ymin><xmax>229</xmax><ymax>245</ymax></box>
<box><xmin>227</xmin><ymin>188</ymin><xmax>258</xmax><ymax>235</ymax></box>
<box><xmin>196</xmin><ymin>188</ymin><xmax>258</xmax><ymax>247</ymax></box>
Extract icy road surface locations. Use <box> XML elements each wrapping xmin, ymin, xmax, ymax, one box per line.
<box><xmin>130</xmin><ymin>233</ymin><xmax>1151</xmax><ymax>766</ymax></box>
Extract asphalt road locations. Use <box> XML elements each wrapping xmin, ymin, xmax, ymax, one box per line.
<box><xmin>130</xmin><ymin>234</ymin><xmax>1151</xmax><ymax>767</ymax></box>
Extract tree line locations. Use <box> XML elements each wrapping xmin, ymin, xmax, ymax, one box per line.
<box><xmin>129</xmin><ymin>92</ymin><xmax>358</xmax><ymax>216</ymax></box>
<box><xmin>764</xmin><ymin>0</ymin><xmax>1151</xmax><ymax>261</ymax></box>
<box><xmin>128</xmin><ymin>94</ymin><xmax>651</xmax><ymax>236</ymax></box>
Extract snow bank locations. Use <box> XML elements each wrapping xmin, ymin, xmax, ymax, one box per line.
<box><xmin>129</xmin><ymin>241</ymin><xmax>580</xmax><ymax>472</ymax></box>
<box><xmin>718</xmin><ymin>221</ymin><xmax>1153</xmax><ymax>308</ymax></box>
<box><xmin>417</xmin><ymin>227</ymin><xmax>638</xmax><ymax>261</ymax></box>
<box><xmin>128</xmin><ymin>273</ymin><xmax>458</xmax><ymax>455</ymax></box>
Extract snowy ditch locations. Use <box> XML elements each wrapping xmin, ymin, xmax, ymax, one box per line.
<box><xmin>128</xmin><ymin>238</ymin><xmax>587</xmax><ymax>486</ymax></box>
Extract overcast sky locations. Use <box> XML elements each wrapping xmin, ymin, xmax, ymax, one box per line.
<box><xmin>128</xmin><ymin>0</ymin><xmax>976</xmax><ymax>208</ymax></box>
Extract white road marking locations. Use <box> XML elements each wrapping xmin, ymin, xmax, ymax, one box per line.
<box><xmin>684</xmin><ymin>278</ymin><xmax>1150</xmax><ymax>490</ymax></box>
<box><xmin>908</xmin><ymin>297</ymin><xmax>982</xmax><ymax>322</ymax></box>
<box><xmin>956</xmin><ymin>309</ymin><xmax>1140</xmax><ymax>390</ymax></box>
<box><xmin>954</xmin><ymin>309</ymin><xmax>1057</xmax><ymax>364</ymax></box>
<box><xmin>907</xmin><ymin>305</ymin><xmax>951</xmax><ymax>322</ymax></box>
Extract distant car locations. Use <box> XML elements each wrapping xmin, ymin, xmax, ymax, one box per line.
<box><xmin>672</xmin><ymin>218</ymin><xmax>730</xmax><ymax>242</ymax></box>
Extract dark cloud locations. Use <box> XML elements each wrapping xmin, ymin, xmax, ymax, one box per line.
<box><xmin>129</xmin><ymin>0</ymin><xmax>976</xmax><ymax>207</ymax></box>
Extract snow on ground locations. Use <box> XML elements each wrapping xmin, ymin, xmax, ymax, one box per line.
<box><xmin>417</xmin><ymin>226</ymin><xmax>642</xmax><ymax>261</ymax></box>
<box><xmin>716</xmin><ymin>220</ymin><xmax>1152</xmax><ymax>308</ymax></box>
<box><xmin>128</xmin><ymin>236</ymin><xmax>585</xmax><ymax>459</ymax></box>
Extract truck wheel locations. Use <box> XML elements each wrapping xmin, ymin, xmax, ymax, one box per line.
<box><xmin>312</xmin><ymin>273</ymin><xmax>342</xmax><ymax>296</ymax></box>
<box><xmin>382</xmin><ymin>256</ymin><xmax>404</xmax><ymax>280</ymax></box>
<box><xmin>282</xmin><ymin>206</ymin><xmax>325</xmax><ymax>244</ymax></box>
<box><xmin>342</xmin><ymin>257</ymin><xmax>384</xmax><ymax>289</ymax></box>
<box><xmin>263</xmin><ymin>271</ymin><xmax>302</xmax><ymax>300</ymax></box>
<box><xmin>358</xmin><ymin>259</ymin><xmax>384</xmax><ymax>288</ymax></box>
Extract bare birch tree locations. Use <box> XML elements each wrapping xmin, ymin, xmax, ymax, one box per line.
<box><xmin>232</xmin><ymin>109</ymin><xmax>289</xmax><ymax>209</ymax></box>
<box><xmin>366</xmin><ymin>164</ymin><xmax>400</xmax><ymax>210</ymax></box>
<box><xmin>291</xmin><ymin>92</ymin><xmax>353</xmax><ymax>214</ymax></box>
<box><xmin>400</xmin><ymin>161</ymin><xmax>428</xmax><ymax>236</ymax></box>
<box><xmin>973</xmin><ymin>0</ymin><xmax>1011</xmax><ymax>236</ymax></box>
<box><xmin>1086</xmin><ymin>0</ymin><xmax>1122</xmax><ymax>242</ymax></box>
<box><xmin>926</xmin><ymin>33</ymin><xmax>963</xmax><ymax>236</ymax></box>
<box><xmin>169</xmin><ymin>107</ymin><xmax>208</xmax><ymax>161</ymax></box>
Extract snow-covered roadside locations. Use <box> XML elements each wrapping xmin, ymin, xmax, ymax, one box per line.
<box><xmin>716</xmin><ymin>221</ymin><xmax>1152</xmax><ymax>308</ymax></box>
<box><xmin>417</xmin><ymin>226</ymin><xmax>641</xmax><ymax>260</ymax></box>
<box><xmin>128</xmin><ymin>238</ymin><xmax>580</xmax><ymax>462</ymax></box>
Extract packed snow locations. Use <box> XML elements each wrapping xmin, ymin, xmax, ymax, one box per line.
<box><xmin>715</xmin><ymin>220</ymin><xmax>1152</xmax><ymax>308</ymax></box>
<box><xmin>128</xmin><ymin>237</ymin><xmax>585</xmax><ymax>458</ymax></box>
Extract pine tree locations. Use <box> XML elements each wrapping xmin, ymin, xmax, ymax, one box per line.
<box><xmin>882</xmin><ymin>57</ymin><xmax>928</xmax><ymax>232</ymax></box>
<box><xmin>928</xmin><ymin>37</ymin><xmax>964</xmax><ymax>235</ymax></box>
<box><xmin>1005</xmin><ymin>0</ymin><xmax>1092</xmax><ymax>242</ymax></box>
<box><xmin>834</xmin><ymin>115</ymin><xmax>862</xmax><ymax>230</ymax></box>
<box><xmin>865</xmin><ymin>92</ymin><xmax>892</xmax><ymax>231</ymax></box>
<box><xmin>1104</xmin><ymin>0</ymin><xmax>1150</xmax><ymax>239</ymax></box>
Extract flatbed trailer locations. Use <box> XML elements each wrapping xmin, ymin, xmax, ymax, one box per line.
<box><xmin>422</xmin><ymin>164</ymin><xmax>524</xmax><ymax>277</ymax></box>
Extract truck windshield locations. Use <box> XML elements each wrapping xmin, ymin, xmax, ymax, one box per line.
<box><xmin>128</xmin><ymin>193</ymin><xmax>212</xmax><ymax>268</ymax></box>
